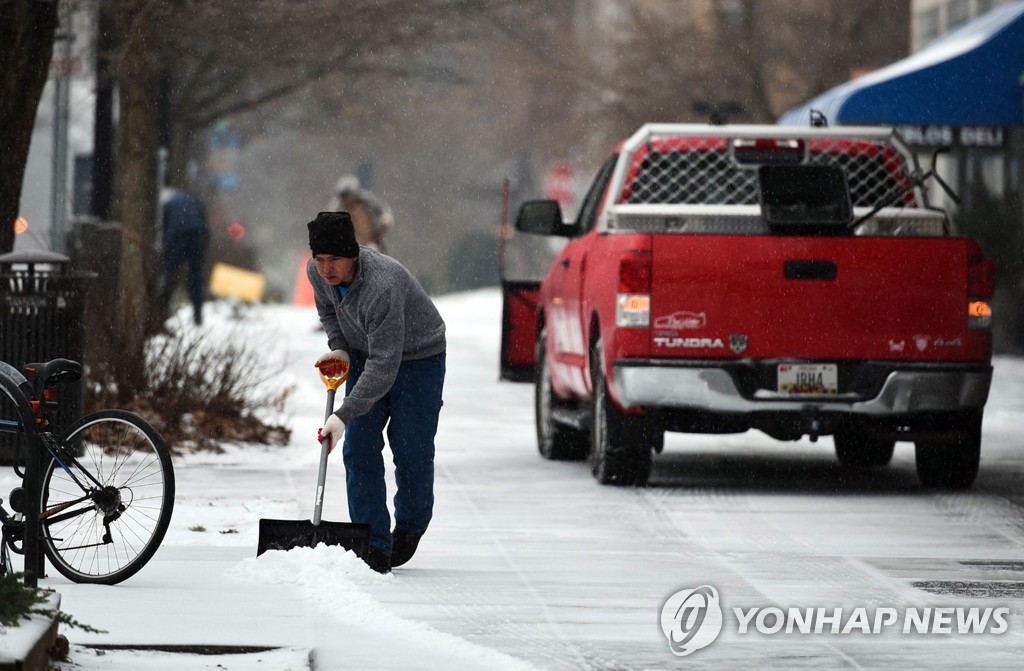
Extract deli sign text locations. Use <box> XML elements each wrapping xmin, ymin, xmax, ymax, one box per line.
<box><xmin>897</xmin><ymin>125</ymin><xmax>1005</xmax><ymax>149</ymax></box>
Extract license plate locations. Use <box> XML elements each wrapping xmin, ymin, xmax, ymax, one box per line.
<box><xmin>777</xmin><ymin>363</ymin><xmax>837</xmax><ymax>395</ymax></box>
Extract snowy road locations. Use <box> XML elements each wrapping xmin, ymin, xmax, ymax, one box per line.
<box><xmin>5</xmin><ymin>289</ymin><xmax>1023</xmax><ymax>670</ymax></box>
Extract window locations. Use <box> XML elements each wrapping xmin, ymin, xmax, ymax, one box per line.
<box><xmin>575</xmin><ymin>156</ymin><xmax>617</xmax><ymax>233</ymax></box>
<box><xmin>947</xmin><ymin>0</ymin><xmax>971</xmax><ymax>29</ymax></box>
<box><xmin>976</xmin><ymin>0</ymin><xmax>995</xmax><ymax>14</ymax></box>
<box><xmin>915</xmin><ymin>7</ymin><xmax>941</xmax><ymax>49</ymax></box>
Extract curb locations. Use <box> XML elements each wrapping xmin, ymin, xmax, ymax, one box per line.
<box><xmin>0</xmin><ymin>592</ymin><xmax>61</xmax><ymax>671</ymax></box>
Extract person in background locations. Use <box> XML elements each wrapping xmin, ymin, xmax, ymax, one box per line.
<box><xmin>326</xmin><ymin>175</ymin><xmax>395</xmax><ymax>252</ymax></box>
<box><xmin>308</xmin><ymin>211</ymin><xmax>446</xmax><ymax>574</ymax></box>
<box><xmin>161</xmin><ymin>187</ymin><xmax>209</xmax><ymax>326</ymax></box>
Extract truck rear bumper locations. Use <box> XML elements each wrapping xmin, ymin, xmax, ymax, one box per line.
<box><xmin>613</xmin><ymin>361</ymin><xmax>992</xmax><ymax>415</ymax></box>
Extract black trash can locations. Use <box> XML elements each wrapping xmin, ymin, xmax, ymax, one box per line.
<box><xmin>0</xmin><ymin>250</ymin><xmax>92</xmax><ymax>464</ymax></box>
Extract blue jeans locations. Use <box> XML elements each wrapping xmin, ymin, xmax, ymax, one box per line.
<box><xmin>162</xmin><ymin>230</ymin><xmax>208</xmax><ymax>325</ymax></box>
<box><xmin>342</xmin><ymin>351</ymin><xmax>445</xmax><ymax>554</ymax></box>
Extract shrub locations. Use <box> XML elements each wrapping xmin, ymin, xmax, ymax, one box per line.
<box><xmin>0</xmin><ymin>572</ymin><xmax>48</xmax><ymax>627</ymax></box>
<box><xmin>85</xmin><ymin>315</ymin><xmax>293</xmax><ymax>452</ymax></box>
<box><xmin>0</xmin><ymin>573</ymin><xmax>104</xmax><ymax>633</ymax></box>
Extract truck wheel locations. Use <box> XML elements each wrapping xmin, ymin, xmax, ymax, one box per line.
<box><xmin>589</xmin><ymin>339</ymin><xmax>654</xmax><ymax>486</ymax></box>
<box><xmin>914</xmin><ymin>413</ymin><xmax>982</xmax><ymax>490</ymax></box>
<box><xmin>535</xmin><ymin>329</ymin><xmax>588</xmax><ymax>461</ymax></box>
<box><xmin>834</xmin><ymin>431</ymin><xmax>895</xmax><ymax>468</ymax></box>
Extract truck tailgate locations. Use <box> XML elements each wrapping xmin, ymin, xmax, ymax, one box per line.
<box><xmin>650</xmin><ymin>235</ymin><xmax>984</xmax><ymax>362</ymax></box>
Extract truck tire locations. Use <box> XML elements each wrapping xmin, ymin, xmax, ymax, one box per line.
<box><xmin>914</xmin><ymin>413</ymin><xmax>982</xmax><ymax>490</ymax></box>
<box><xmin>535</xmin><ymin>328</ymin><xmax>588</xmax><ymax>461</ymax></box>
<box><xmin>589</xmin><ymin>339</ymin><xmax>654</xmax><ymax>486</ymax></box>
<box><xmin>834</xmin><ymin>430</ymin><xmax>895</xmax><ymax>468</ymax></box>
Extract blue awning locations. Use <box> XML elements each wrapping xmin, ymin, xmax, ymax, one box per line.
<box><xmin>779</xmin><ymin>1</ymin><xmax>1024</xmax><ymax>127</ymax></box>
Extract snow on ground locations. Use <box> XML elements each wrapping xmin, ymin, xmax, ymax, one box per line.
<box><xmin>4</xmin><ymin>292</ymin><xmax>542</xmax><ymax>671</ymax></box>
<box><xmin>2</xmin><ymin>288</ymin><xmax>1024</xmax><ymax>670</ymax></box>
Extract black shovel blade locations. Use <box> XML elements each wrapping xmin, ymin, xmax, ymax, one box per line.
<box><xmin>257</xmin><ymin>518</ymin><xmax>372</xmax><ymax>559</ymax></box>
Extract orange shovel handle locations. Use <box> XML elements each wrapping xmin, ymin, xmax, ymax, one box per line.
<box><xmin>317</xmin><ymin>360</ymin><xmax>350</xmax><ymax>392</ymax></box>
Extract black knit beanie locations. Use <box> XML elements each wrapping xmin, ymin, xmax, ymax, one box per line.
<box><xmin>308</xmin><ymin>211</ymin><xmax>359</xmax><ymax>258</ymax></box>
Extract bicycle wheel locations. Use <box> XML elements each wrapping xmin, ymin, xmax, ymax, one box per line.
<box><xmin>40</xmin><ymin>410</ymin><xmax>174</xmax><ymax>584</ymax></box>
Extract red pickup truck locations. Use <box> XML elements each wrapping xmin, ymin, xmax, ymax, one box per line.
<box><xmin>504</xmin><ymin>124</ymin><xmax>994</xmax><ymax>489</ymax></box>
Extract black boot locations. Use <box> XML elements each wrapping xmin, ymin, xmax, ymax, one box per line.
<box><xmin>365</xmin><ymin>547</ymin><xmax>391</xmax><ymax>574</ymax></box>
<box><xmin>391</xmin><ymin>528</ymin><xmax>424</xmax><ymax>568</ymax></box>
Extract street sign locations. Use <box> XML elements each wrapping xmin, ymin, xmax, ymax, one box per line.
<box><xmin>544</xmin><ymin>161</ymin><xmax>575</xmax><ymax>210</ymax></box>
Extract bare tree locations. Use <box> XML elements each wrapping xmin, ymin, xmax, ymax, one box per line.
<box><xmin>149</xmin><ymin>1</ymin><xmax>501</xmax><ymax>184</ymax></box>
<box><xmin>92</xmin><ymin>0</ymin><xmax>520</xmax><ymax>395</ymax></box>
<box><xmin>0</xmin><ymin>0</ymin><xmax>923</xmax><ymax>403</ymax></box>
<box><xmin>476</xmin><ymin>0</ymin><xmax>908</xmax><ymax>160</ymax></box>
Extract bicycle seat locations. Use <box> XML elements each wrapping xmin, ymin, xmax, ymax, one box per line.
<box><xmin>23</xmin><ymin>359</ymin><xmax>83</xmax><ymax>390</ymax></box>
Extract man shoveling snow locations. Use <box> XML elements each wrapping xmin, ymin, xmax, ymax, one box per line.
<box><xmin>307</xmin><ymin>211</ymin><xmax>446</xmax><ymax>574</ymax></box>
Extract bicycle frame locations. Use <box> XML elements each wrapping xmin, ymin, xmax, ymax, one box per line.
<box><xmin>1</xmin><ymin>389</ymin><xmax>124</xmax><ymax>548</ymax></box>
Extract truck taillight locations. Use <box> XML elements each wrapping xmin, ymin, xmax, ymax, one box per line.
<box><xmin>967</xmin><ymin>256</ymin><xmax>995</xmax><ymax>330</ymax></box>
<box><xmin>617</xmin><ymin>252</ymin><xmax>651</xmax><ymax>327</ymax></box>
<box><xmin>968</xmin><ymin>301</ymin><xmax>992</xmax><ymax>330</ymax></box>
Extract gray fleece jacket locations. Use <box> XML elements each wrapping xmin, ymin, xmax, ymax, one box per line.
<box><xmin>307</xmin><ymin>247</ymin><xmax>446</xmax><ymax>423</ymax></box>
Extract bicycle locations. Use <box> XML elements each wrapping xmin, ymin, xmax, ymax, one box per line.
<box><xmin>0</xmin><ymin>357</ymin><xmax>174</xmax><ymax>585</ymax></box>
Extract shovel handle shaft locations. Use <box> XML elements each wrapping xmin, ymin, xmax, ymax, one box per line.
<box><xmin>313</xmin><ymin>437</ymin><xmax>330</xmax><ymax>526</ymax></box>
<box><xmin>324</xmin><ymin>388</ymin><xmax>336</xmax><ymax>425</ymax></box>
<box><xmin>313</xmin><ymin>388</ymin><xmax>337</xmax><ymax>526</ymax></box>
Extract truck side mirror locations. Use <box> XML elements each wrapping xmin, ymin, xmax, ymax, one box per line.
<box><xmin>515</xmin><ymin>200</ymin><xmax>579</xmax><ymax>237</ymax></box>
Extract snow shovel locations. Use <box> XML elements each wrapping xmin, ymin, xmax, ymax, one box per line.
<box><xmin>257</xmin><ymin>361</ymin><xmax>371</xmax><ymax>558</ymax></box>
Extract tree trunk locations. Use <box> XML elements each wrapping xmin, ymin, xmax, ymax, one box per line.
<box><xmin>113</xmin><ymin>3</ymin><xmax>161</xmax><ymax>395</ymax></box>
<box><xmin>168</xmin><ymin>117</ymin><xmax>197</xmax><ymax>188</ymax></box>
<box><xmin>0</xmin><ymin>1</ymin><xmax>59</xmax><ymax>253</ymax></box>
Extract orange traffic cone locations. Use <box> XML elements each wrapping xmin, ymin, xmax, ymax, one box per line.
<box><xmin>293</xmin><ymin>253</ymin><xmax>315</xmax><ymax>306</ymax></box>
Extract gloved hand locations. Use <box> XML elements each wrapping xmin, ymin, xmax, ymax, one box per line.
<box><xmin>316</xmin><ymin>349</ymin><xmax>349</xmax><ymax>367</ymax></box>
<box><xmin>318</xmin><ymin>413</ymin><xmax>346</xmax><ymax>453</ymax></box>
<box><xmin>315</xmin><ymin>349</ymin><xmax>350</xmax><ymax>379</ymax></box>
